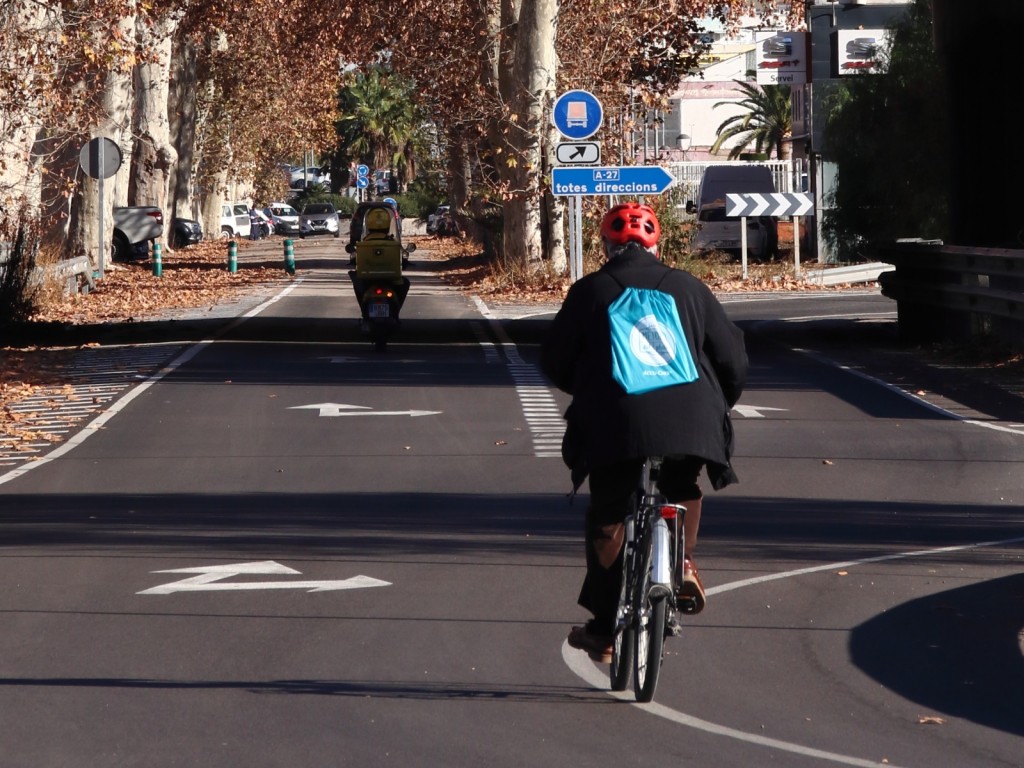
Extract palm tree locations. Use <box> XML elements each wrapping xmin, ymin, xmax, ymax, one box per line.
<box><xmin>710</xmin><ymin>81</ymin><xmax>792</xmax><ymax>160</ymax></box>
<box><xmin>336</xmin><ymin>67</ymin><xmax>422</xmax><ymax>190</ymax></box>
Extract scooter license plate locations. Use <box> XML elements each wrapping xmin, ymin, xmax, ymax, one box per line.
<box><xmin>368</xmin><ymin>301</ymin><xmax>390</xmax><ymax>319</ymax></box>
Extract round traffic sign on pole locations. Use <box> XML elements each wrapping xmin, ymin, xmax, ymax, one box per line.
<box><xmin>79</xmin><ymin>137</ymin><xmax>122</xmax><ymax>180</ymax></box>
<box><xmin>552</xmin><ymin>90</ymin><xmax>603</xmax><ymax>141</ymax></box>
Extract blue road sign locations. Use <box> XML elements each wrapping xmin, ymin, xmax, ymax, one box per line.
<box><xmin>356</xmin><ymin>176</ymin><xmax>369</xmax><ymax>189</ymax></box>
<box><xmin>551</xmin><ymin>166</ymin><xmax>675</xmax><ymax>197</ymax></box>
<box><xmin>356</xmin><ymin>164</ymin><xmax>369</xmax><ymax>177</ymax></box>
<box><xmin>552</xmin><ymin>90</ymin><xmax>603</xmax><ymax>140</ymax></box>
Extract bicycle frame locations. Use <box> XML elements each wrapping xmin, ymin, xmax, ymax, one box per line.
<box><xmin>610</xmin><ymin>457</ymin><xmax>686</xmax><ymax>702</ymax></box>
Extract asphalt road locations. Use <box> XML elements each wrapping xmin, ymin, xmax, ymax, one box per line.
<box><xmin>1</xmin><ymin>237</ymin><xmax>1021</xmax><ymax>768</ymax></box>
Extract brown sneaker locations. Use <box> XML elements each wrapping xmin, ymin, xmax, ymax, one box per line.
<box><xmin>567</xmin><ymin>624</ymin><xmax>613</xmax><ymax>663</ymax></box>
<box><xmin>676</xmin><ymin>556</ymin><xmax>706</xmax><ymax>615</ymax></box>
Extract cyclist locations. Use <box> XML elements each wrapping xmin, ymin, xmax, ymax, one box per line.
<box><xmin>540</xmin><ymin>202</ymin><xmax>747</xmax><ymax>662</ymax></box>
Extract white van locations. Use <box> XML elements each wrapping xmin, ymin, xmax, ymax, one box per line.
<box><xmin>686</xmin><ymin>165</ymin><xmax>778</xmax><ymax>260</ymax></box>
<box><xmin>220</xmin><ymin>203</ymin><xmax>251</xmax><ymax>239</ymax></box>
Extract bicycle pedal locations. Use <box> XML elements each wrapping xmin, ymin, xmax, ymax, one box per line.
<box><xmin>665</xmin><ymin>614</ymin><xmax>683</xmax><ymax>637</ymax></box>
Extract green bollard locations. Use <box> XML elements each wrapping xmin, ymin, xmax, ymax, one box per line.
<box><xmin>228</xmin><ymin>240</ymin><xmax>237</xmax><ymax>273</ymax></box>
<box><xmin>152</xmin><ymin>242</ymin><xmax>162</xmax><ymax>277</ymax></box>
<box><xmin>283</xmin><ymin>239</ymin><xmax>295</xmax><ymax>275</ymax></box>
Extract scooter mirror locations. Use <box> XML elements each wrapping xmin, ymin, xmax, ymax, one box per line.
<box><xmin>345</xmin><ymin>243</ymin><xmax>356</xmax><ymax>254</ymax></box>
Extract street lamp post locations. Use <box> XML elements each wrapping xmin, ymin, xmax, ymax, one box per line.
<box><xmin>675</xmin><ymin>133</ymin><xmax>691</xmax><ymax>161</ymax></box>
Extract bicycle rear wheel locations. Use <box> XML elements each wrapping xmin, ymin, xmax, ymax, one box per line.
<box><xmin>633</xmin><ymin>532</ymin><xmax>667</xmax><ymax>703</ymax></box>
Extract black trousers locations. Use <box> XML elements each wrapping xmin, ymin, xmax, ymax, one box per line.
<box><xmin>578</xmin><ymin>456</ymin><xmax>703</xmax><ymax>633</ymax></box>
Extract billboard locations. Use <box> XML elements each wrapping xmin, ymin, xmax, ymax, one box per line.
<box><xmin>755</xmin><ymin>32</ymin><xmax>808</xmax><ymax>85</ymax></box>
<box><xmin>835</xmin><ymin>28</ymin><xmax>892</xmax><ymax>76</ymax></box>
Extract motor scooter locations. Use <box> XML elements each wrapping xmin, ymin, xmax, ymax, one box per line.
<box><xmin>346</xmin><ymin>239</ymin><xmax>415</xmax><ymax>351</ymax></box>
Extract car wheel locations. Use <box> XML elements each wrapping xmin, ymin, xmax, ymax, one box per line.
<box><xmin>111</xmin><ymin>231</ymin><xmax>132</xmax><ymax>263</ymax></box>
<box><xmin>220</xmin><ymin>227</ymin><xmax>232</xmax><ymax>238</ymax></box>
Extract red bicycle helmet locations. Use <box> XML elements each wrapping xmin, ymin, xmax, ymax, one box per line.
<box><xmin>600</xmin><ymin>202</ymin><xmax>660</xmax><ymax>248</ymax></box>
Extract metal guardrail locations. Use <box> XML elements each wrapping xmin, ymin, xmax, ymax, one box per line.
<box><xmin>46</xmin><ymin>255</ymin><xmax>95</xmax><ymax>295</ymax></box>
<box><xmin>876</xmin><ymin>241</ymin><xmax>1023</xmax><ymax>345</ymax></box>
<box><xmin>1</xmin><ymin>245</ymin><xmax>95</xmax><ymax>296</ymax></box>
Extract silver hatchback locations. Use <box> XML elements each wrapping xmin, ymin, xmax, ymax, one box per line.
<box><xmin>299</xmin><ymin>202</ymin><xmax>340</xmax><ymax>238</ymax></box>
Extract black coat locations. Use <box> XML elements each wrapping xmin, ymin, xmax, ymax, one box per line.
<box><xmin>540</xmin><ymin>247</ymin><xmax>748</xmax><ymax>490</ymax></box>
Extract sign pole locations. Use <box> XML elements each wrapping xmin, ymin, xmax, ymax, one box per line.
<box><xmin>741</xmin><ymin>216</ymin><xmax>749</xmax><ymax>280</ymax></box>
<box><xmin>79</xmin><ymin>136</ymin><xmax>123</xmax><ymax>282</ymax></box>
<box><xmin>793</xmin><ymin>216</ymin><xmax>802</xmax><ymax>277</ymax></box>
<box><xmin>98</xmin><ymin>148</ymin><xmax>105</xmax><ymax>280</ymax></box>
<box><xmin>566</xmin><ymin>195</ymin><xmax>576</xmax><ymax>283</ymax></box>
<box><xmin>725</xmin><ymin>192</ymin><xmax>815</xmax><ymax>281</ymax></box>
<box><xmin>574</xmin><ymin>195</ymin><xmax>583</xmax><ymax>279</ymax></box>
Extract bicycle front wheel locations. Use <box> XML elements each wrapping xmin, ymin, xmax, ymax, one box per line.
<box><xmin>610</xmin><ymin>536</ymin><xmax>635</xmax><ymax>692</ymax></box>
<box><xmin>633</xmin><ymin>534</ymin><xmax>667</xmax><ymax>703</ymax></box>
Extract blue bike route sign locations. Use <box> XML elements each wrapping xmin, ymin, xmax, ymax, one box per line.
<box><xmin>552</xmin><ymin>90</ymin><xmax>603</xmax><ymax>141</ymax></box>
<box><xmin>551</xmin><ymin>166</ymin><xmax>675</xmax><ymax>197</ymax></box>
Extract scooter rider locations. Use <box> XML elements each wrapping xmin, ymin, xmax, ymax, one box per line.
<box><xmin>348</xmin><ymin>205</ymin><xmax>410</xmax><ymax>324</ymax></box>
<box><xmin>540</xmin><ymin>201</ymin><xmax>748</xmax><ymax>662</ymax></box>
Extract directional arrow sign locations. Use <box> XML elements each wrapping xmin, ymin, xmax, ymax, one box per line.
<box><xmin>552</xmin><ymin>166</ymin><xmax>675</xmax><ymax>197</ymax></box>
<box><xmin>289</xmin><ymin>403</ymin><xmax>442</xmax><ymax>417</ymax></box>
<box><xmin>138</xmin><ymin>561</ymin><xmax>392</xmax><ymax>595</ymax></box>
<box><xmin>555</xmin><ymin>142</ymin><xmax>601</xmax><ymax>165</ymax></box>
<box><xmin>726</xmin><ymin>192</ymin><xmax>814</xmax><ymax>218</ymax></box>
<box><xmin>732</xmin><ymin>404</ymin><xmax>789</xmax><ymax>418</ymax></box>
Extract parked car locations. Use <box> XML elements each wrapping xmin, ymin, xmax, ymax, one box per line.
<box><xmin>289</xmin><ymin>167</ymin><xmax>330</xmax><ymax>189</ymax></box>
<box><xmin>686</xmin><ymin>165</ymin><xmax>778</xmax><ymax>261</ymax></box>
<box><xmin>112</xmin><ymin>206</ymin><xmax>163</xmax><ymax>261</ymax></box>
<box><xmin>170</xmin><ymin>217</ymin><xmax>202</xmax><ymax>248</ymax></box>
<box><xmin>264</xmin><ymin>202</ymin><xmax>300</xmax><ymax>236</ymax></box>
<box><xmin>426</xmin><ymin>205</ymin><xmax>450</xmax><ymax>235</ymax></box>
<box><xmin>220</xmin><ymin>203</ymin><xmax>251</xmax><ymax>239</ymax></box>
<box><xmin>299</xmin><ymin>202</ymin><xmax>340</xmax><ymax>238</ymax></box>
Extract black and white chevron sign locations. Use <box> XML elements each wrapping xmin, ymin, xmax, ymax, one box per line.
<box><xmin>726</xmin><ymin>192</ymin><xmax>814</xmax><ymax>217</ymax></box>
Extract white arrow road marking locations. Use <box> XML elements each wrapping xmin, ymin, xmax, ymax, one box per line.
<box><xmin>289</xmin><ymin>403</ymin><xmax>442</xmax><ymax>417</ymax></box>
<box><xmin>732</xmin><ymin>404</ymin><xmax>788</xmax><ymax>418</ymax></box>
<box><xmin>329</xmin><ymin>410</ymin><xmax>442</xmax><ymax>417</ymax></box>
<box><xmin>291</xmin><ymin>402</ymin><xmax>370</xmax><ymax>412</ymax></box>
<box><xmin>138</xmin><ymin>561</ymin><xmax>392</xmax><ymax>595</ymax></box>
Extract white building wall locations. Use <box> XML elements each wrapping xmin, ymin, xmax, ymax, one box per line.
<box><xmin>662</xmin><ymin>26</ymin><xmax>793</xmax><ymax>161</ymax></box>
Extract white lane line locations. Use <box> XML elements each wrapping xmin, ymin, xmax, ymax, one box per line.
<box><xmin>563</xmin><ymin>534</ymin><xmax>1024</xmax><ymax>766</ymax></box>
<box><xmin>748</xmin><ymin>316</ymin><xmax>1022</xmax><ymax>436</ymax></box>
<box><xmin>803</xmin><ymin>352</ymin><xmax>1024</xmax><ymax>436</ymax></box>
<box><xmin>0</xmin><ymin>280</ymin><xmax>304</xmax><ymax>487</ymax></box>
<box><xmin>475</xmin><ymin>299</ymin><xmax>565</xmax><ymax>459</ymax></box>
<box><xmin>563</xmin><ymin>645</ymin><xmax>902</xmax><ymax>768</ymax></box>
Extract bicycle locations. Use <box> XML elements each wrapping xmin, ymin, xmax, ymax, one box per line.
<box><xmin>609</xmin><ymin>457</ymin><xmax>688</xmax><ymax>703</ymax></box>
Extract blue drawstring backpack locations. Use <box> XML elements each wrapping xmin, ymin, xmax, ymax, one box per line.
<box><xmin>607</xmin><ymin>274</ymin><xmax>699</xmax><ymax>395</ymax></box>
